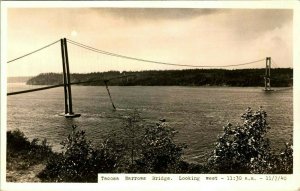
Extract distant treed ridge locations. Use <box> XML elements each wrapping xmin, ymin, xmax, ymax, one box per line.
<box><xmin>25</xmin><ymin>68</ymin><xmax>293</xmax><ymax>87</ymax></box>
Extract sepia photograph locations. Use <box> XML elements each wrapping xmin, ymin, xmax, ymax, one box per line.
<box><xmin>1</xmin><ymin>1</ymin><xmax>299</xmax><ymax>191</ymax></box>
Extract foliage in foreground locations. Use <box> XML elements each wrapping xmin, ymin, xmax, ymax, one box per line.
<box><xmin>37</xmin><ymin>126</ymin><xmax>123</xmax><ymax>182</ymax></box>
<box><xmin>208</xmin><ymin>107</ymin><xmax>293</xmax><ymax>174</ymax></box>
<box><xmin>37</xmin><ymin>111</ymin><xmax>198</xmax><ymax>182</ymax></box>
<box><xmin>8</xmin><ymin>107</ymin><xmax>293</xmax><ymax>182</ymax></box>
<box><xmin>133</xmin><ymin>120</ymin><xmax>187</xmax><ymax>173</ymax></box>
<box><xmin>7</xmin><ymin>129</ymin><xmax>53</xmax><ymax>171</ymax></box>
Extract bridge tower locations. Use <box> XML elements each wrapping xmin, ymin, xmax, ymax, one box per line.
<box><xmin>264</xmin><ymin>57</ymin><xmax>272</xmax><ymax>91</ymax></box>
<box><xmin>60</xmin><ymin>38</ymin><xmax>81</xmax><ymax>118</ymax></box>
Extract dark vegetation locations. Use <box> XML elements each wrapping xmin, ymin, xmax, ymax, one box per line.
<box><xmin>7</xmin><ymin>108</ymin><xmax>293</xmax><ymax>182</ymax></box>
<box><xmin>7</xmin><ymin>129</ymin><xmax>53</xmax><ymax>172</ymax></box>
<box><xmin>207</xmin><ymin>107</ymin><xmax>293</xmax><ymax>174</ymax></box>
<box><xmin>26</xmin><ymin>68</ymin><xmax>293</xmax><ymax>87</ymax></box>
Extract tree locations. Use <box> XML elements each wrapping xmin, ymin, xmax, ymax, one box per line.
<box><xmin>134</xmin><ymin>121</ymin><xmax>186</xmax><ymax>173</ymax></box>
<box><xmin>103</xmin><ymin>111</ymin><xmax>188</xmax><ymax>173</ymax></box>
<box><xmin>7</xmin><ymin>129</ymin><xmax>53</xmax><ymax>171</ymax></box>
<box><xmin>208</xmin><ymin>107</ymin><xmax>293</xmax><ymax>174</ymax></box>
<box><xmin>122</xmin><ymin>110</ymin><xmax>143</xmax><ymax>166</ymax></box>
<box><xmin>38</xmin><ymin>125</ymin><xmax>122</xmax><ymax>182</ymax></box>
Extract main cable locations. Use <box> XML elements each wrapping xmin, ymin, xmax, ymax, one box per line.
<box><xmin>271</xmin><ymin>58</ymin><xmax>279</xmax><ymax>68</ymax></box>
<box><xmin>67</xmin><ymin>39</ymin><xmax>265</xmax><ymax>68</ymax></box>
<box><xmin>7</xmin><ymin>39</ymin><xmax>60</xmax><ymax>63</ymax></box>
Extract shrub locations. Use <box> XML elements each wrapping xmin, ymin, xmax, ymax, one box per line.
<box><xmin>38</xmin><ymin>125</ymin><xmax>122</xmax><ymax>182</ymax></box>
<box><xmin>208</xmin><ymin>107</ymin><xmax>293</xmax><ymax>174</ymax></box>
<box><xmin>7</xmin><ymin>129</ymin><xmax>31</xmax><ymax>152</ymax></box>
<box><xmin>38</xmin><ymin>111</ymin><xmax>189</xmax><ymax>181</ymax></box>
<box><xmin>109</xmin><ymin>111</ymin><xmax>188</xmax><ymax>173</ymax></box>
<box><xmin>176</xmin><ymin>161</ymin><xmax>209</xmax><ymax>173</ymax></box>
<box><xmin>7</xmin><ymin>129</ymin><xmax>52</xmax><ymax>171</ymax></box>
<box><xmin>276</xmin><ymin>143</ymin><xmax>293</xmax><ymax>173</ymax></box>
<box><xmin>134</xmin><ymin>121</ymin><xmax>186</xmax><ymax>173</ymax></box>
<box><xmin>122</xmin><ymin>110</ymin><xmax>144</xmax><ymax>166</ymax></box>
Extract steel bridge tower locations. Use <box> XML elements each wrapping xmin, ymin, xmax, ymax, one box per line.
<box><xmin>60</xmin><ymin>38</ymin><xmax>81</xmax><ymax>118</ymax></box>
<box><xmin>264</xmin><ymin>57</ymin><xmax>273</xmax><ymax>91</ymax></box>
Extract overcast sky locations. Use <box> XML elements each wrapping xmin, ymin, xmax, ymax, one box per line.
<box><xmin>7</xmin><ymin>8</ymin><xmax>293</xmax><ymax>76</ymax></box>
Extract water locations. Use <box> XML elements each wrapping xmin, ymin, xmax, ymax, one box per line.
<box><xmin>7</xmin><ymin>85</ymin><xmax>293</xmax><ymax>163</ymax></box>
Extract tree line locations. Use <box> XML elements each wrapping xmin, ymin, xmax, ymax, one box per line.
<box><xmin>26</xmin><ymin>68</ymin><xmax>293</xmax><ymax>87</ymax></box>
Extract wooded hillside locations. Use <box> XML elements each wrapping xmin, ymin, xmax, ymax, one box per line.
<box><xmin>26</xmin><ymin>68</ymin><xmax>293</xmax><ymax>87</ymax></box>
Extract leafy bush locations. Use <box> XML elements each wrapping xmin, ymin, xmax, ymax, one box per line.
<box><xmin>7</xmin><ymin>129</ymin><xmax>52</xmax><ymax>170</ymax></box>
<box><xmin>276</xmin><ymin>143</ymin><xmax>293</xmax><ymax>173</ymax></box>
<box><xmin>176</xmin><ymin>161</ymin><xmax>209</xmax><ymax>174</ymax></box>
<box><xmin>10</xmin><ymin>107</ymin><xmax>293</xmax><ymax>182</ymax></box>
<box><xmin>7</xmin><ymin>129</ymin><xmax>31</xmax><ymax>152</ymax></box>
<box><xmin>38</xmin><ymin>126</ymin><xmax>123</xmax><ymax>182</ymax></box>
<box><xmin>121</xmin><ymin>110</ymin><xmax>144</xmax><ymax>166</ymax></box>
<box><xmin>133</xmin><ymin>121</ymin><xmax>186</xmax><ymax>173</ymax></box>
<box><xmin>208</xmin><ymin>107</ymin><xmax>293</xmax><ymax>174</ymax></box>
<box><xmin>98</xmin><ymin>111</ymin><xmax>188</xmax><ymax>173</ymax></box>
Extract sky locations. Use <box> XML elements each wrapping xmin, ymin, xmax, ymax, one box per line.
<box><xmin>7</xmin><ymin>8</ymin><xmax>293</xmax><ymax>76</ymax></box>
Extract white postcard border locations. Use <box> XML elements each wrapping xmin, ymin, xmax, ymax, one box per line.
<box><xmin>1</xmin><ymin>1</ymin><xmax>299</xmax><ymax>191</ymax></box>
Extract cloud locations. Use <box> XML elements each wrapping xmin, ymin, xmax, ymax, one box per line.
<box><xmin>90</xmin><ymin>8</ymin><xmax>222</xmax><ymax>21</ymax></box>
<box><xmin>218</xmin><ymin>9</ymin><xmax>292</xmax><ymax>39</ymax></box>
<box><xmin>88</xmin><ymin>8</ymin><xmax>292</xmax><ymax>42</ymax></box>
<box><xmin>7</xmin><ymin>8</ymin><xmax>293</xmax><ymax>74</ymax></box>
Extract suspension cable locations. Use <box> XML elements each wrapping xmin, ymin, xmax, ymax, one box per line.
<box><xmin>66</xmin><ymin>39</ymin><xmax>265</xmax><ymax>68</ymax></box>
<box><xmin>7</xmin><ymin>39</ymin><xmax>60</xmax><ymax>63</ymax></box>
<box><xmin>271</xmin><ymin>58</ymin><xmax>279</xmax><ymax>68</ymax></box>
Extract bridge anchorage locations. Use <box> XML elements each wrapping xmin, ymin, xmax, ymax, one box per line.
<box><xmin>59</xmin><ymin>38</ymin><xmax>81</xmax><ymax>118</ymax></box>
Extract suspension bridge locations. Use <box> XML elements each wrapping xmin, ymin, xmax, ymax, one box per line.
<box><xmin>7</xmin><ymin>38</ymin><xmax>289</xmax><ymax>118</ymax></box>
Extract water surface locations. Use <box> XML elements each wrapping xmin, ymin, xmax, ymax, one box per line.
<box><xmin>7</xmin><ymin>85</ymin><xmax>293</xmax><ymax>163</ymax></box>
